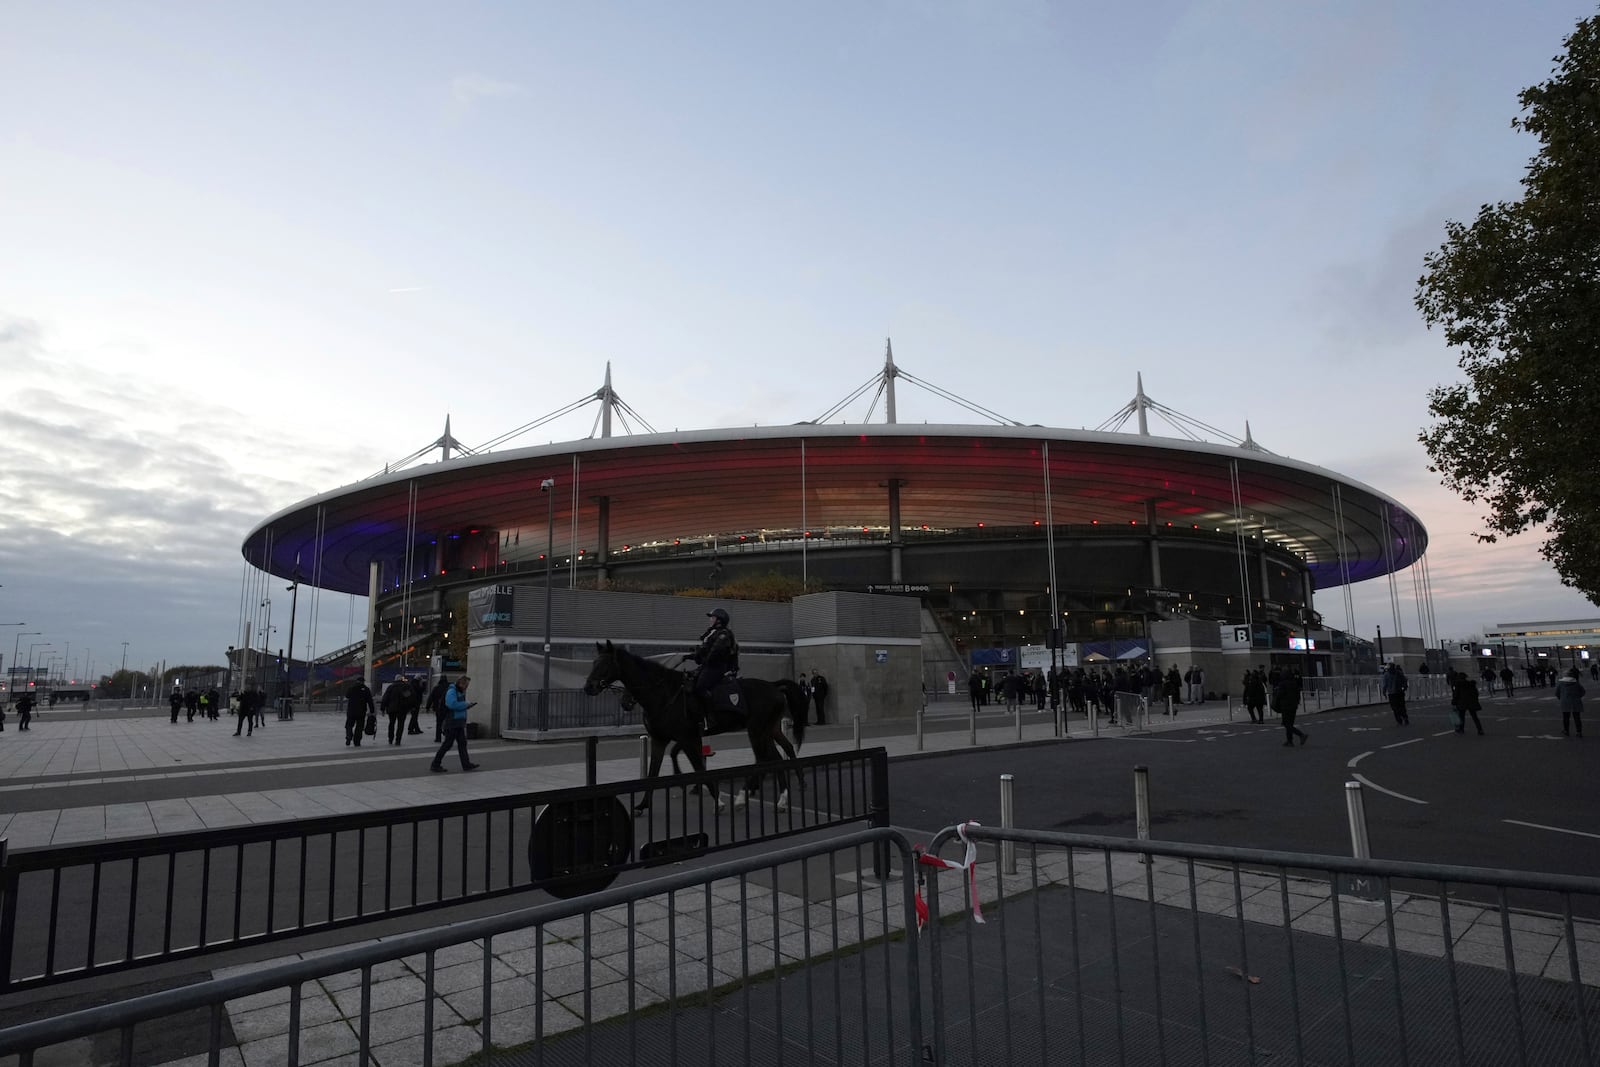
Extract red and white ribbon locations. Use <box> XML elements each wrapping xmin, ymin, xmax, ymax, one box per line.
<box><xmin>914</xmin><ymin>821</ymin><xmax>986</xmax><ymax>931</ymax></box>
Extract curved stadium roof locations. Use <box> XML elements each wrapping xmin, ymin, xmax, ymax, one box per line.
<box><xmin>243</xmin><ymin>423</ymin><xmax>1427</xmax><ymax>598</ymax></box>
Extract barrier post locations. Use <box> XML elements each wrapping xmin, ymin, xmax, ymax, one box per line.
<box><xmin>638</xmin><ymin>734</ymin><xmax>649</xmax><ymax>780</ymax></box>
<box><xmin>1000</xmin><ymin>774</ymin><xmax>1016</xmax><ymax>875</ymax></box>
<box><xmin>916</xmin><ymin>704</ymin><xmax>924</xmax><ymax>751</ymax></box>
<box><xmin>1091</xmin><ymin>703</ymin><xmax>1099</xmax><ymax>738</ymax></box>
<box><xmin>969</xmin><ymin>705</ymin><xmax>977</xmax><ymax>747</ymax></box>
<box><xmin>1014</xmin><ymin>705</ymin><xmax>1022</xmax><ymax>742</ymax></box>
<box><xmin>1345</xmin><ymin>780</ymin><xmax>1372</xmax><ymax>859</ymax></box>
<box><xmin>1134</xmin><ymin>765</ymin><xmax>1151</xmax><ymax>864</ymax></box>
<box><xmin>585</xmin><ymin>736</ymin><xmax>598</xmax><ymax>786</ymax></box>
<box><xmin>853</xmin><ymin>714</ymin><xmax>862</xmax><ymax>751</ymax></box>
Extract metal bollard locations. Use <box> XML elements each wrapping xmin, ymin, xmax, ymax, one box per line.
<box><xmin>1227</xmin><ymin>694</ymin><xmax>1234</xmax><ymax>721</ymax></box>
<box><xmin>853</xmin><ymin>714</ymin><xmax>862</xmax><ymax>750</ymax></box>
<box><xmin>1091</xmin><ymin>704</ymin><xmax>1099</xmax><ymax>738</ymax></box>
<box><xmin>1134</xmin><ymin>765</ymin><xmax>1151</xmax><ymax>863</ymax></box>
<box><xmin>638</xmin><ymin>734</ymin><xmax>649</xmax><ymax>780</ymax></box>
<box><xmin>1014</xmin><ymin>705</ymin><xmax>1022</xmax><ymax>741</ymax></box>
<box><xmin>969</xmin><ymin>705</ymin><xmax>978</xmax><ymax>747</ymax></box>
<box><xmin>916</xmin><ymin>704</ymin><xmax>924</xmax><ymax>751</ymax></box>
<box><xmin>1000</xmin><ymin>773</ymin><xmax>1016</xmax><ymax>875</ymax></box>
<box><xmin>585</xmin><ymin>735</ymin><xmax>599</xmax><ymax>786</ymax></box>
<box><xmin>1345</xmin><ymin>780</ymin><xmax>1372</xmax><ymax>859</ymax></box>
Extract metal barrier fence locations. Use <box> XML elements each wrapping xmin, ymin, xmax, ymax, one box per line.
<box><xmin>506</xmin><ymin>688</ymin><xmax>642</xmax><ymax>733</ymax></box>
<box><xmin>0</xmin><ymin>747</ymin><xmax>890</xmax><ymax>995</ymax></box>
<box><xmin>6</xmin><ymin>820</ymin><xmax>1600</xmax><ymax>1065</ymax></box>
<box><xmin>922</xmin><ymin>824</ymin><xmax>1600</xmax><ymax>1066</ymax></box>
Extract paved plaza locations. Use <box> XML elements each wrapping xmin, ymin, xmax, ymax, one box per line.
<box><xmin>4</xmin><ymin>691</ymin><xmax>1599</xmax><ymax>1065</ymax></box>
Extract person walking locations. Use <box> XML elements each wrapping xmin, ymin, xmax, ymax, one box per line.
<box><xmin>427</xmin><ymin>674</ymin><xmax>452</xmax><ymax>742</ymax></box>
<box><xmin>810</xmin><ymin>672</ymin><xmax>830</xmax><ymax>725</ymax></box>
<box><xmin>169</xmin><ymin>689</ymin><xmax>183</xmax><ymax>723</ymax></box>
<box><xmin>1273</xmin><ymin>671</ymin><xmax>1307</xmax><ymax>746</ymax></box>
<box><xmin>1556</xmin><ymin>667</ymin><xmax>1586</xmax><ymax>738</ymax></box>
<box><xmin>15</xmin><ymin>691</ymin><xmax>35</xmax><ymax>731</ymax></box>
<box><xmin>1499</xmin><ymin>665</ymin><xmax>1515</xmax><ymax>697</ymax></box>
<box><xmin>967</xmin><ymin>671</ymin><xmax>983</xmax><ymax>713</ymax></box>
<box><xmin>345</xmin><ymin>679</ymin><xmax>375</xmax><ymax>747</ymax></box>
<box><xmin>1243</xmin><ymin>669</ymin><xmax>1268</xmax><ymax>724</ymax></box>
<box><xmin>430</xmin><ymin>675</ymin><xmax>480</xmax><ymax>772</ymax></box>
<box><xmin>1449</xmin><ymin>669</ymin><xmax>1486</xmax><ymax>735</ymax></box>
<box><xmin>382</xmin><ymin>679</ymin><xmax>417</xmax><ymax>745</ymax></box>
<box><xmin>1382</xmin><ymin>663</ymin><xmax>1410</xmax><ymax>725</ymax></box>
<box><xmin>232</xmin><ymin>689</ymin><xmax>256</xmax><ymax>736</ymax></box>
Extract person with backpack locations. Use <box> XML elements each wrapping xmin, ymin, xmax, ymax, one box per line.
<box><xmin>430</xmin><ymin>676</ymin><xmax>479</xmax><ymax>772</ymax></box>
<box><xmin>427</xmin><ymin>674</ymin><xmax>452</xmax><ymax>742</ymax></box>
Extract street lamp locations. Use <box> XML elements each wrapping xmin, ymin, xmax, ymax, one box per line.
<box><xmin>27</xmin><ymin>642</ymin><xmax>51</xmax><ymax>687</ymax></box>
<box><xmin>13</xmin><ymin>631</ymin><xmax>39</xmax><ymax>691</ymax></box>
<box><xmin>539</xmin><ymin>476</ymin><xmax>556</xmax><ymax>731</ymax></box>
<box><xmin>259</xmin><ymin>597</ymin><xmax>273</xmax><ymax>695</ymax></box>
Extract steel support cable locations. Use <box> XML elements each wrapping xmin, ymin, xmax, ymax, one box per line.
<box><xmin>1230</xmin><ymin>459</ymin><xmax>1253</xmax><ymax>634</ymax></box>
<box><xmin>810</xmin><ymin>373</ymin><xmax>883</xmax><ymax>424</ymax></box>
<box><xmin>893</xmin><ymin>368</ymin><xmax>1023</xmax><ymax>425</ymax></box>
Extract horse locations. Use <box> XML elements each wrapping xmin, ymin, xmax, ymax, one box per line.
<box><xmin>583</xmin><ymin>641</ymin><xmax>808</xmax><ymax>812</ymax></box>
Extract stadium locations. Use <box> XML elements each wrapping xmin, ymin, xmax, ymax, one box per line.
<box><xmin>239</xmin><ymin>352</ymin><xmax>1428</xmax><ymax>701</ymax></box>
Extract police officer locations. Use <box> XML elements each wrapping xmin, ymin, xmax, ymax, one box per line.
<box><xmin>689</xmin><ymin>608</ymin><xmax>739</xmax><ymax>729</ymax></box>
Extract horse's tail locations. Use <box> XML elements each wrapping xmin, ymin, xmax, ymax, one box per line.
<box><xmin>776</xmin><ymin>679</ymin><xmax>808</xmax><ymax>750</ymax></box>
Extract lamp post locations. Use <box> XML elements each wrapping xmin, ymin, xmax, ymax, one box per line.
<box><xmin>259</xmin><ymin>597</ymin><xmax>273</xmax><ymax>696</ymax></box>
<box><xmin>27</xmin><ymin>642</ymin><xmax>51</xmax><ymax>688</ymax></box>
<box><xmin>539</xmin><ymin>476</ymin><xmax>556</xmax><ymax>730</ymax></box>
<box><xmin>13</xmin><ymin>630</ymin><xmax>38</xmax><ymax>692</ymax></box>
<box><xmin>284</xmin><ymin>578</ymin><xmax>300</xmax><ymax>716</ymax></box>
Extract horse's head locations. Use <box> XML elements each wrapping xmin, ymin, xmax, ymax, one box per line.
<box><xmin>583</xmin><ymin>640</ymin><xmax>621</xmax><ymax>696</ymax></box>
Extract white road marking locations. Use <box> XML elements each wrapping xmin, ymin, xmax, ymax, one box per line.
<box><xmin>1351</xmin><ymin>773</ymin><xmax>1428</xmax><ymax>805</ymax></box>
<box><xmin>1380</xmin><ymin>737</ymin><xmax>1424</xmax><ymax>750</ymax></box>
<box><xmin>1431</xmin><ymin>730</ymin><xmax>1455</xmax><ymax>737</ymax></box>
<box><xmin>1347</xmin><ymin>751</ymin><xmax>1373</xmax><ymax>769</ymax></box>
<box><xmin>1504</xmin><ymin>819</ymin><xmax>1600</xmax><ymax>841</ymax></box>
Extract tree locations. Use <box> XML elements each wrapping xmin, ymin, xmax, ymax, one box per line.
<box><xmin>1417</xmin><ymin>13</ymin><xmax>1600</xmax><ymax>601</ymax></box>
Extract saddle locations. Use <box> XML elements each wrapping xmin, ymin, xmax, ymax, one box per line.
<box><xmin>703</xmin><ymin>676</ymin><xmax>744</xmax><ymax>715</ymax></box>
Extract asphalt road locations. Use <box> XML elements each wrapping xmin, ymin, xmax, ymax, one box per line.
<box><xmin>886</xmin><ymin>693</ymin><xmax>1600</xmax><ymax>883</ymax></box>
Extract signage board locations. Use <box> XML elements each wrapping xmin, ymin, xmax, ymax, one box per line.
<box><xmin>467</xmin><ymin>585</ymin><xmax>515</xmax><ymax>629</ymax></box>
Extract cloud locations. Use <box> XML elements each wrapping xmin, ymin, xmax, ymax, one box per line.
<box><xmin>447</xmin><ymin>73</ymin><xmax>525</xmax><ymax>112</ymax></box>
<box><xmin>0</xmin><ymin>315</ymin><xmax>374</xmax><ymax>668</ymax></box>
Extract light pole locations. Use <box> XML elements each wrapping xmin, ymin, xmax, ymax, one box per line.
<box><xmin>27</xmin><ymin>642</ymin><xmax>51</xmax><ymax>689</ymax></box>
<box><xmin>539</xmin><ymin>476</ymin><xmax>556</xmax><ymax>730</ymax></box>
<box><xmin>13</xmin><ymin>630</ymin><xmax>38</xmax><ymax>692</ymax></box>
<box><xmin>284</xmin><ymin>578</ymin><xmax>300</xmax><ymax>717</ymax></box>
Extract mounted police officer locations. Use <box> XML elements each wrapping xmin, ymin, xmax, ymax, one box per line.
<box><xmin>688</xmin><ymin>607</ymin><xmax>739</xmax><ymax>730</ymax></box>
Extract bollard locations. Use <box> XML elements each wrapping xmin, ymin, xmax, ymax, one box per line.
<box><xmin>1134</xmin><ymin>764</ymin><xmax>1151</xmax><ymax>864</ymax></box>
<box><xmin>1000</xmin><ymin>774</ymin><xmax>1016</xmax><ymax>875</ymax></box>
<box><xmin>916</xmin><ymin>703</ymin><xmax>925</xmax><ymax>751</ymax></box>
<box><xmin>969</xmin><ymin>705</ymin><xmax>978</xmax><ymax>747</ymax></box>
<box><xmin>1091</xmin><ymin>703</ymin><xmax>1099</xmax><ymax>738</ymax></box>
<box><xmin>1169</xmin><ymin>696</ymin><xmax>1176</xmax><ymax>719</ymax></box>
<box><xmin>1014</xmin><ymin>705</ymin><xmax>1022</xmax><ymax>742</ymax></box>
<box><xmin>1228</xmin><ymin>694</ymin><xmax>1234</xmax><ymax>722</ymax></box>
<box><xmin>853</xmin><ymin>714</ymin><xmax>862</xmax><ymax>750</ymax></box>
<box><xmin>1345</xmin><ymin>781</ymin><xmax>1372</xmax><ymax>859</ymax></box>
<box><xmin>638</xmin><ymin>734</ymin><xmax>649</xmax><ymax>780</ymax></box>
<box><xmin>585</xmin><ymin>736</ymin><xmax>599</xmax><ymax>786</ymax></box>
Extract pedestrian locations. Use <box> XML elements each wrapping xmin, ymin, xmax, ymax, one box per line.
<box><xmin>967</xmin><ymin>671</ymin><xmax>982</xmax><ymax>713</ymax></box>
<box><xmin>405</xmin><ymin>676</ymin><xmax>426</xmax><ymax>735</ymax></box>
<box><xmin>810</xmin><ymin>672</ymin><xmax>829</xmax><ymax>726</ymax></box>
<box><xmin>1448</xmin><ymin>669</ymin><xmax>1485</xmax><ymax>736</ymax></box>
<box><xmin>1499</xmin><ymin>665</ymin><xmax>1515</xmax><ymax>697</ymax></box>
<box><xmin>15</xmin><ymin>691</ymin><xmax>35</xmax><ymax>731</ymax></box>
<box><xmin>1243</xmin><ymin>669</ymin><xmax>1268</xmax><ymax>724</ymax></box>
<box><xmin>1273</xmin><ymin>671</ymin><xmax>1307</xmax><ymax>746</ymax></box>
<box><xmin>198</xmin><ymin>690</ymin><xmax>210</xmax><ymax>721</ymax></box>
<box><xmin>1382</xmin><ymin>663</ymin><xmax>1410</xmax><ymax>725</ymax></box>
<box><xmin>1556</xmin><ymin>667</ymin><xmax>1586</xmax><ymax>738</ymax></box>
<box><xmin>430</xmin><ymin>675</ymin><xmax>480</xmax><ymax>772</ymax></box>
<box><xmin>427</xmin><ymin>674</ymin><xmax>452</xmax><ymax>742</ymax></box>
<box><xmin>249</xmin><ymin>687</ymin><xmax>264</xmax><ymax>727</ymax></box>
<box><xmin>382</xmin><ymin>679</ymin><xmax>417</xmax><ymax>745</ymax></box>
<box><xmin>233</xmin><ymin>689</ymin><xmax>255</xmax><ymax>736</ymax></box>
<box><xmin>169</xmin><ymin>689</ymin><xmax>182</xmax><ymax>723</ymax></box>
<box><xmin>345</xmin><ymin>679</ymin><xmax>375</xmax><ymax>747</ymax></box>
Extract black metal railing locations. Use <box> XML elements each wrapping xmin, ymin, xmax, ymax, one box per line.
<box><xmin>0</xmin><ymin>746</ymin><xmax>890</xmax><ymax>994</ymax></box>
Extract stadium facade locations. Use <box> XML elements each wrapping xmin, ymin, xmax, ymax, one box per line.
<box><xmin>241</xmin><ymin>356</ymin><xmax>1429</xmax><ymax>685</ymax></box>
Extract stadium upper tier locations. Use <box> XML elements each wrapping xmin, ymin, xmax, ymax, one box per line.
<box><xmin>242</xmin><ymin>423</ymin><xmax>1426</xmax><ymax>597</ymax></box>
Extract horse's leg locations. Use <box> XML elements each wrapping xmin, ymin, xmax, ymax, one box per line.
<box><xmin>770</xmin><ymin>722</ymin><xmax>801</xmax><ymax>810</ymax></box>
<box><xmin>634</xmin><ymin>735</ymin><xmax>670</xmax><ymax>814</ymax></box>
<box><xmin>679</xmin><ymin>733</ymin><xmax>725</xmax><ymax>812</ymax></box>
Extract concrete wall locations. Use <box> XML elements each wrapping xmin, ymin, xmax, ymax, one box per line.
<box><xmin>1148</xmin><ymin>619</ymin><xmax>1229</xmax><ymax>699</ymax></box>
<box><xmin>793</xmin><ymin>591</ymin><xmax>922</xmax><ymax>723</ymax></box>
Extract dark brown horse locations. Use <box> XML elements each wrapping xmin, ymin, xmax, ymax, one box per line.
<box><xmin>582</xmin><ymin>641</ymin><xmax>807</xmax><ymax>812</ymax></box>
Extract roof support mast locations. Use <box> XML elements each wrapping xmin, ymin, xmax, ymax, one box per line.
<box><xmin>1135</xmin><ymin>373</ymin><xmax>1150</xmax><ymax>436</ymax></box>
<box><xmin>884</xmin><ymin>339</ymin><xmax>898</xmax><ymax>425</ymax></box>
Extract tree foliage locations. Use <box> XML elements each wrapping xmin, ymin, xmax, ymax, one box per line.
<box><xmin>1417</xmin><ymin>13</ymin><xmax>1600</xmax><ymax>600</ymax></box>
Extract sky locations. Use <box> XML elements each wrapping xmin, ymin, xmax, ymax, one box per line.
<box><xmin>3</xmin><ymin>1</ymin><xmax>1598</xmax><ymax>677</ymax></box>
